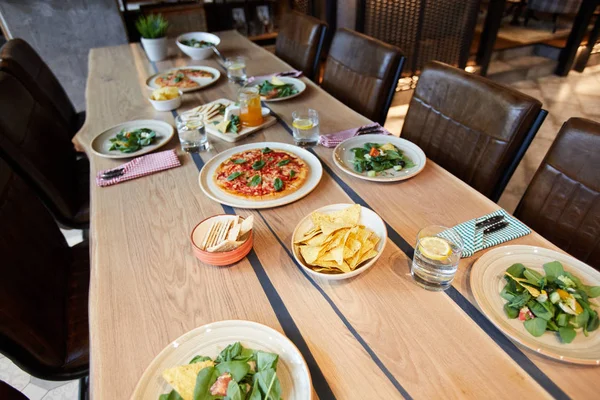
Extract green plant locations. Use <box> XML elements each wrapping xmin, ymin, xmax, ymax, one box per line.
<box><xmin>135</xmin><ymin>14</ymin><xmax>168</xmax><ymax>39</ymax></box>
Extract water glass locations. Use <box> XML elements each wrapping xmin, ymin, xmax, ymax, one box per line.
<box><xmin>291</xmin><ymin>109</ymin><xmax>319</xmax><ymax>147</ymax></box>
<box><xmin>175</xmin><ymin>114</ymin><xmax>208</xmax><ymax>152</ymax></box>
<box><xmin>225</xmin><ymin>56</ymin><xmax>247</xmax><ymax>84</ymax></box>
<box><xmin>411</xmin><ymin>225</ymin><xmax>464</xmax><ymax>291</ymax></box>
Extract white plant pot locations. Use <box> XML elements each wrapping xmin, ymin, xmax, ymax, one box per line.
<box><xmin>141</xmin><ymin>37</ymin><xmax>168</xmax><ymax>61</ymax></box>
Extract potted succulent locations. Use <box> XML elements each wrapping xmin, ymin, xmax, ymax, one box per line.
<box><xmin>136</xmin><ymin>14</ymin><xmax>169</xmax><ymax>61</ymax></box>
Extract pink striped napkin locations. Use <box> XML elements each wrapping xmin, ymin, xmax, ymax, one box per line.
<box><xmin>96</xmin><ymin>149</ymin><xmax>181</xmax><ymax>187</ymax></box>
<box><xmin>318</xmin><ymin>123</ymin><xmax>391</xmax><ymax>148</ymax></box>
<box><xmin>247</xmin><ymin>70</ymin><xmax>302</xmax><ymax>83</ymax></box>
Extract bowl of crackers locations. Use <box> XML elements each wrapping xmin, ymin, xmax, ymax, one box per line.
<box><xmin>292</xmin><ymin>204</ymin><xmax>387</xmax><ymax>280</ymax></box>
<box><xmin>191</xmin><ymin>215</ymin><xmax>254</xmax><ymax>266</ymax></box>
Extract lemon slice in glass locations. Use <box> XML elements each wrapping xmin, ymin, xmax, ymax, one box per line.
<box><xmin>418</xmin><ymin>236</ymin><xmax>452</xmax><ymax>261</ymax></box>
<box><xmin>228</xmin><ymin>63</ymin><xmax>245</xmax><ymax>71</ymax></box>
<box><xmin>292</xmin><ymin>118</ymin><xmax>314</xmax><ymax>131</ymax></box>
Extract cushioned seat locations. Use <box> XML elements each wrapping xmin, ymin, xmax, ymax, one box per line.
<box><xmin>0</xmin><ymin>381</ymin><xmax>29</xmax><ymax>400</ymax></box>
<box><xmin>0</xmin><ymin>39</ymin><xmax>84</xmax><ymax>137</ymax></box>
<box><xmin>320</xmin><ymin>28</ymin><xmax>405</xmax><ymax>125</ymax></box>
<box><xmin>401</xmin><ymin>61</ymin><xmax>545</xmax><ymax>201</ymax></box>
<box><xmin>0</xmin><ymin>158</ymin><xmax>89</xmax><ymax>380</ymax></box>
<box><xmin>515</xmin><ymin>118</ymin><xmax>600</xmax><ymax>270</ymax></box>
<box><xmin>0</xmin><ymin>71</ymin><xmax>89</xmax><ymax>229</ymax></box>
<box><xmin>275</xmin><ymin>11</ymin><xmax>327</xmax><ymax>81</ymax></box>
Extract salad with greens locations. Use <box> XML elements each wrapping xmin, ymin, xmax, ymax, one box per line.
<box><xmin>350</xmin><ymin>142</ymin><xmax>415</xmax><ymax>177</ymax></box>
<box><xmin>160</xmin><ymin>342</ymin><xmax>283</xmax><ymax>400</ymax></box>
<box><xmin>501</xmin><ymin>261</ymin><xmax>600</xmax><ymax>343</ymax></box>
<box><xmin>109</xmin><ymin>128</ymin><xmax>157</xmax><ymax>153</ymax></box>
<box><xmin>258</xmin><ymin>80</ymin><xmax>298</xmax><ymax>99</ymax></box>
<box><xmin>180</xmin><ymin>38</ymin><xmax>214</xmax><ymax>48</ymax></box>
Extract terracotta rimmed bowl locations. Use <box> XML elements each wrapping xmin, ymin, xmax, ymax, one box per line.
<box><xmin>191</xmin><ymin>215</ymin><xmax>253</xmax><ymax>266</ymax></box>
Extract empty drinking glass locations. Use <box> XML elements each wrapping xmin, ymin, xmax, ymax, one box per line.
<box><xmin>175</xmin><ymin>114</ymin><xmax>208</xmax><ymax>152</ymax></box>
<box><xmin>411</xmin><ymin>225</ymin><xmax>463</xmax><ymax>291</ymax></box>
<box><xmin>291</xmin><ymin>109</ymin><xmax>319</xmax><ymax>147</ymax></box>
<box><xmin>225</xmin><ymin>56</ymin><xmax>247</xmax><ymax>84</ymax></box>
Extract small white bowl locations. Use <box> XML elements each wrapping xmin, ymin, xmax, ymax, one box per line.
<box><xmin>291</xmin><ymin>204</ymin><xmax>387</xmax><ymax>281</ymax></box>
<box><xmin>176</xmin><ymin>32</ymin><xmax>220</xmax><ymax>60</ymax></box>
<box><xmin>148</xmin><ymin>90</ymin><xmax>183</xmax><ymax>111</ymax></box>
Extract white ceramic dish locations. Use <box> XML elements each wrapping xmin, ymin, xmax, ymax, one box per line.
<box><xmin>470</xmin><ymin>245</ymin><xmax>600</xmax><ymax>365</ymax></box>
<box><xmin>90</xmin><ymin>119</ymin><xmax>174</xmax><ymax>159</ymax></box>
<box><xmin>176</xmin><ymin>32</ymin><xmax>220</xmax><ymax>60</ymax></box>
<box><xmin>131</xmin><ymin>320</ymin><xmax>313</xmax><ymax>399</ymax></box>
<box><xmin>291</xmin><ymin>204</ymin><xmax>387</xmax><ymax>281</ymax></box>
<box><xmin>247</xmin><ymin>76</ymin><xmax>306</xmax><ymax>102</ymax></box>
<box><xmin>146</xmin><ymin>66</ymin><xmax>221</xmax><ymax>93</ymax></box>
<box><xmin>148</xmin><ymin>89</ymin><xmax>183</xmax><ymax>111</ymax></box>
<box><xmin>199</xmin><ymin>142</ymin><xmax>322</xmax><ymax>209</ymax></box>
<box><xmin>333</xmin><ymin>134</ymin><xmax>426</xmax><ymax>182</ymax></box>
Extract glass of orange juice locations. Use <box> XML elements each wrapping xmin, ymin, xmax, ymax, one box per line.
<box><xmin>238</xmin><ymin>87</ymin><xmax>263</xmax><ymax>127</ymax></box>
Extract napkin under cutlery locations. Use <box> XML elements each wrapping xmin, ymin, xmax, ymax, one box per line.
<box><xmin>318</xmin><ymin>123</ymin><xmax>392</xmax><ymax>148</ymax></box>
<box><xmin>247</xmin><ymin>70</ymin><xmax>303</xmax><ymax>83</ymax></box>
<box><xmin>96</xmin><ymin>149</ymin><xmax>181</xmax><ymax>187</ymax></box>
<box><xmin>444</xmin><ymin>209</ymin><xmax>531</xmax><ymax>258</ymax></box>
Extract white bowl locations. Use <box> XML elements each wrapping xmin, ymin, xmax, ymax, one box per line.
<box><xmin>291</xmin><ymin>204</ymin><xmax>387</xmax><ymax>281</ymax></box>
<box><xmin>148</xmin><ymin>90</ymin><xmax>182</xmax><ymax>111</ymax></box>
<box><xmin>176</xmin><ymin>32</ymin><xmax>220</xmax><ymax>60</ymax></box>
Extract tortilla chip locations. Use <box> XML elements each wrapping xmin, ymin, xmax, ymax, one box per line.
<box><xmin>162</xmin><ymin>360</ymin><xmax>214</xmax><ymax>400</ymax></box>
<box><xmin>356</xmin><ymin>249</ymin><xmax>379</xmax><ymax>266</ymax></box>
<box><xmin>300</xmin><ymin>246</ymin><xmax>321</xmax><ymax>264</ymax></box>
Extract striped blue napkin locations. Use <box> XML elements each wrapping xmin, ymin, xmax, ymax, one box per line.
<box><xmin>447</xmin><ymin>209</ymin><xmax>531</xmax><ymax>258</ymax></box>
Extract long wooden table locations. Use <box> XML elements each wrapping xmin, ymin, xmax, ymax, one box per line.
<box><xmin>75</xmin><ymin>31</ymin><xmax>599</xmax><ymax>399</ymax></box>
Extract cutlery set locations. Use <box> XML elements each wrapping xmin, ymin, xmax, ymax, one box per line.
<box><xmin>476</xmin><ymin>215</ymin><xmax>508</xmax><ymax>235</ymax></box>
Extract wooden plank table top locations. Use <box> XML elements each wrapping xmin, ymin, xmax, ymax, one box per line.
<box><xmin>75</xmin><ymin>31</ymin><xmax>599</xmax><ymax>399</ymax></box>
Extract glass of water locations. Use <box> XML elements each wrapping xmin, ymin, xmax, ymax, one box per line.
<box><xmin>411</xmin><ymin>225</ymin><xmax>463</xmax><ymax>291</ymax></box>
<box><xmin>175</xmin><ymin>114</ymin><xmax>208</xmax><ymax>152</ymax></box>
<box><xmin>225</xmin><ymin>56</ymin><xmax>247</xmax><ymax>84</ymax></box>
<box><xmin>291</xmin><ymin>109</ymin><xmax>319</xmax><ymax>147</ymax></box>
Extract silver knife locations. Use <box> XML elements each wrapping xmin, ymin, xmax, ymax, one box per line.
<box><xmin>476</xmin><ymin>215</ymin><xmax>505</xmax><ymax>229</ymax></box>
<box><xmin>484</xmin><ymin>221</ymin><xmax>509</xmax><ymax>235</ymax></box>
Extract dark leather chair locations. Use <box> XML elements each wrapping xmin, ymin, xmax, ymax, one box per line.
<box><xmin>275</xmin><ymin>11</ymin><xmax>327</xmax><ymax>81</ymax></box>
<box><xmin>401</xmin><ymin>61</ymin><xmax>546</xmax><ymax>202</ymax></box>
<box><xmin>0</xmin><ymin>71</ymin><xmax>89</xmax><ymax>229</ymax></box>
<box><xmin>0</xmin><ymin>158</ymin><xmax>89</xmax><ymax>381</ymax></box>
<box><xmin>0</xmin><ymin>381</ymin><xmax>29</xmax><ymax>400</ymax></box>
<box><xmin>515</xmin><ymin>118</ymin><xmax>600</xmax><ymax>270</ymax></box>
<box><xmin>0</xmin><ymin>39</ymin><xmax>85</xmax><ymax>137</ymax></box>
<box><xmin>321</xmin><ymin>28</ymin><xmax>405</xmax><ymax>125</ymax></box>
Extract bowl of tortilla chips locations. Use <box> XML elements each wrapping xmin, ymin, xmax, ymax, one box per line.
<box><xmin>292</xmin><ymin>204</ymin><xmax>386</xmax><ymax>280</ymax></box>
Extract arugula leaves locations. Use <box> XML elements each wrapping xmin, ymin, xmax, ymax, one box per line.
<box><xmin>258</xmin><ymin>81</ymin><xmax>298</xmax><ymax>98</ymax></box>
<box><xmin>351</xmin><ymin>142</ymin><xmax>415</xmax><ymax>175</ymax></box>
<box><xmin>108</xmin><ymin>128</ymin><xmax>157</xmax><ymax>153</ymax></box>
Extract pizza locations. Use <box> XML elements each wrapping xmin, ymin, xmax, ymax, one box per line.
<box><xmin>154</xmin><ymin>69</ymin><xmax>214</xmax><ymax>89</ymax></box>
<box><xmin>213</xmin><ymin>147</ymin><xmax>309</xmax><ymax>200</ymax></box>
<box><xmin>155</xmin><ymin>71</ymin><xmax>199</xmax><ymax>89</ymax></box>
<box><xmin>180</xmin><ymin>68</ymin><xmax>214</xmax><ymax>79</ymax></box>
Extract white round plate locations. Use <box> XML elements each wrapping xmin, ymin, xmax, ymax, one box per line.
<box><xmin>291</xmin><ymin>203</ymin><xmax>387</xmax><ymax>281</ymax></box>
<box><xmin>333</xmin><ymin>134</ymin><xmax>426</xmax><ymax>182</ymax></box>
<box><xmin>199</xmin><ymin>142</ymin><xmax>322</xmax><ymax>209</ymax></box>
<box><xmin>90</xmin><ymin>119</ymin><xmax>174</xmax><ymax>159</ymax></box>
<box><xmin>132</xmin><ymin>320</ymin><xmax>313</xmax><ymax>400</ymax></box>
<box><xmin>248</xmin><ymin>76</ymin><xmax>306</xmax><ymax>102</ymax></box>
<box><xmin>146</xmin><ymin>66</ymin><xmax>221</xmax><ymax>93</ymax></box>
<box><xmin>470</xmin><ymin>245</ymin><xmax>600</xmax><ymax>365</ymax></box>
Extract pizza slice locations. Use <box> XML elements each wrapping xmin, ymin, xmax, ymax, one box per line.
<box><xmin>155</xmin><ymin>71</ymin><xmax>199</xmax><ymax>89</ymax></box>
<box><xmin>263</xmin><ymin>149</ymin><xmax>309</xmax><ymax>189</ymax></box>
<box><xmin>181</xmin><ymin>68</ymin><xmax>215</xmax><ymax>79</ymax></box>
